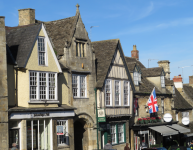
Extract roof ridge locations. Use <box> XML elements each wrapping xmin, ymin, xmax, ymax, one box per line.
<box><xmin>92</xmin><ymin>39</ymin><xmax>119</xmax><ymax>43</ymax></box>
<box><xmin>44</xmin><ymin>16</ymin><xmax>76</xmax><ymax>24</ymax></box>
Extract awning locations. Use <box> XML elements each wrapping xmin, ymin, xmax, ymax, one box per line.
<box><xmin>186</xmin><ymin>133</ymin><xmax>193</xmax><ymax>137</ymax></box>
<box><xmin>167</xmin><ymin>124</ymin><xmax>190</xmax><ymax>133</ymax></box>
<box><xmin>149</xmin><ymin>126</ymin><xmax>178</xmax><ymax>136</ymax></box>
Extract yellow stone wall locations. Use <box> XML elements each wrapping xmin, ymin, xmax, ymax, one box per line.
<box><xmin>17</xmin><ymin>28</ymin><xmax>60</xmax><ymax>107</ymax></box>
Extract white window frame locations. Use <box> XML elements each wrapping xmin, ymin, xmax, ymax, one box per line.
<box><xmin>115</xmin><ymin>80</ymin><xmax>121</xmax><ymax>106</ymax></box>
<box><xmin>134</xmin><ymin>71</ymin><xmax>139</xmax><ymax>85</ymax></box>
<box><xmin>38</xmin><ymin>36</ymin><xmax>47</xmax><ymax>66</ymax></box>
<box><xmin>105</xmin><ymin>79</ymin><xmax>112</xmax><ymax>106</ymax></box>
<box><xmin>118</xmin><ymin>124</ymin><xmax>124</xmax><ymax>143</ymax></box>
<box><xmin>161</xmin><ymin>76</ymin><xmax>165</xmax><ymax>88</ymax></box>
<box><xmin>57</xmin><ymin>120</ymin><xmax>69</xmax><ymax>146</ymax></box>
<box><xmin>72</xmin><ymin>74</ymin><xmax>87</xmax><ymax>98</ymax></box>
<box><xmin>29</xmin><ymin>71</ymin><xmax>57</xmax><ymax>101</ymax></box>
<box><xmin>124</xmin><ymin>81</ymin><xmax>130</xmax><ymax>106</ymax></box>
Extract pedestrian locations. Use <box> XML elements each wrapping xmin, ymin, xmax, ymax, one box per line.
<box><xmin>104</xmin><ymin>140</ymin><xmax>113</xmax><ymax>149</ymax></box>
<box><xmin>11</xmin><ymin>143</ymin><xmax>17</xmax><ymax>150</ymax></box>
<box><xmin>190</xmin><ymin>140</ymin><xmax>193</xmax><ymax>150</ymax></box>
<box><xmin>124</xmin><ymin>143</ymin><xmax>130</xmax><ymax>150</ymax></box>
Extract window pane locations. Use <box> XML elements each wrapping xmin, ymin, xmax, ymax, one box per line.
<box><xmin>124</xmin><ymin>81</ymin><xmax>128</xmax><ymax>105</ymax></box>
<box><xmin>118</xmin><ymin>124</ymin><xmax>124</xmax><ymax>143</ymax></box>
<box><xmin>49</xmin><ymin>73</ymin><xmax>55</xmax><ymax>99</ymax></box>
<box><xmin>80</xmin><ymin>76</ymin><xmax>86</xmax><ymax>97</ymax></box>
<box><xmin>105</xmin><ymin>80</ymin><xmax>111</xmax><ymax>105</ymax></box>
<box><xmin>57</xmin><ymin>120</ymin><xmax>68</xmax><ymax>145</ymax></box>
<box><xmin>30</xmin><ymin>72</ymin><xmax>37</xmax><ymax>99</ymax></box>
<box><xmin>134</xmin><ymin>72</ymin><xmax>139</xmax><ymax>85</ymax></box>
<box><xmin>111</xmin><ymin>125</ymin><xmax>116</xmax><ymax>144</ymax></box>
<box><xmin>39</xmin><ymin>73</ymin><xmax>46</xmax><ymax>99</ymax></box>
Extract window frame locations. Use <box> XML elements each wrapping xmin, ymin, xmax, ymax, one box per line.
<box><xmin>29</xmin><ymin>71</ymin><xmax>58</xmax><ymax>101</ymax></box>
<box><xmin>115</xmin><ymin>80</ymin><xmax>121</xmax><ymax>106</ymax></box>
<box><xmin>57</xmin><ymin>120</ymin><xmax>69</xmax><ymax>146</ymax></box>
<box><xmin>72</xmin><ymin>74</ymin><xmax>87</xmax><ymax>98</ymax></box>
<box><xmin>124</xmin><ymin>81</ymin><xmax>130</xmax><ymax>106</ymax></box>
<box><xmin>161</xmin><ymin>75</ymin><xmax>165</xmax><ymax>88</ymax></box>
<box><xmin>105</xmin><ymin>79</ymin><xmax>112</xmax><ymax>106</ymax></box>
<box><xmin>37</xmin><ymin>36</ymin><xmax>47</xmax><ymax>66</ymax></box>
<box><xmin>134</xmin><ymin>71</ymin><xmax>139</xmax><ymax>86</ymax></box>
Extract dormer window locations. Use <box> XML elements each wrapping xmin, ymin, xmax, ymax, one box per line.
<box><xmin>76</xmin><ymin>42</ymin><xmax>85</xmax><ymax>57</ymax></box>
<box><xmin>38</xmin><ymin>37</ymin><xmax>47</xmax><ymax>66</ymax></box>
<box><xmin>161</xmin><ymin>75</ymin><xmax>165</xmax><ymax>88</ymax></box>
<box><xmin>134</xmin><ymin>71</ymin><xmax>139</xmax><ymax>85</ymax></box>
<box><xmin>138</xmin><ymin>73</ymin><xmax>141</xmax><ymax>82</ymax></box>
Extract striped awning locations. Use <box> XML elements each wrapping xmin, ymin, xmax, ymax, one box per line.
<box><xmin>167</xmin><ymin>124</ymin><xmax>190</xmax><ymax>133</ymax></box>
<box><xmin>149</xmin><ymin>126</ymin><xmax>178</xmax><ymax>136</ymax></box>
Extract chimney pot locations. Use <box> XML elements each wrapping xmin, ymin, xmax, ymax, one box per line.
<box><xmin>131</xmin><ymin>45</ymin><xmax>139</xmax><ymax>60</ymax></box>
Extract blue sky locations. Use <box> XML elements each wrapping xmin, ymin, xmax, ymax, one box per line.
<box><xmin>1</xmin><ymin>0</ymin><xmax>193</xmax><ymax>83</ymax></box>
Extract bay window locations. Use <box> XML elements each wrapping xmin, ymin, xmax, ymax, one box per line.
<box><xmin>29</xmin><ymin>71</ymin><xmax>57</xmax><ymax>101</ymax></box>
<box><xmin>115</xmin><ymin>81</ymin><xmax>120</xmax><ymax>106</ymax></box>
<box><xmin>72</xmin><ymin>75</ymin><xmax>87</xmax><ymax>98</ymax></box>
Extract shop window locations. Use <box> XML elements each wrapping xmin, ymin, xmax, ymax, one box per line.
<box><xmin>110</xmin><ymin>123</ymin><xmax>126</xmax><ymax>145</ymax></box>
<box><xmin>124</xmin><ymin>81</ymin><xmax>130</xmax><ymax>106</ymax></box>
<box><xmin>38</xmin><ymin>37</ymin><xmax>47</xmax><ymax>66</ymax></box>
<box><xmin>105</xmin><ymin>79</ymin><xmax>111</xmax><ymax>106</ymax></box>
<box><xmin>27</xmin><ymin>119</ymin><xmax>51</xmax><ymax>150</ymax></box>
<box><xmin>76</xmin><ymin>42</ymin><xmax>85</xmax><ymax>57</ymax></box>
<box><xmin>57</xmin><ymin>120</ymin><xmax>69</xmax><ymax>145</ymax></box>
<box><xmin>72</xmin><ymin>75</ymin><xmax>87</xmax><ymax>98</ymax></box>
<box><xmin>9</xmin><ymin>129</ymin><xmax>19</xmax><ymax>149</ymax></box>
<box><xmin>30</xmin><ymin>71</ymin><xmax>57</xmax><ymax>101</ymax></box>
<box><xmin>161</xmin><ymin>76</ymin><xmax>165</xmax><ymax>88</ymax></box>
<box><xmin>115</xmin><ymin>81</ymin><xmax>120</xmax><ymax>106</ymax></box>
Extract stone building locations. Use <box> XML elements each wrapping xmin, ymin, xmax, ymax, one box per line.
<box><xmin>92</xmin><ymin>39</ymin><xmax>135</xmax><ymax>149</ymax></box>
<box><xmin>126</xmin><ymin>45</ymin><xmax>191</xmax><ymax>150</ymax></box>
<box><xmin>5</xmin><ymin>12</ymin><xmax>76</xmax><ymax>150</ymax></box>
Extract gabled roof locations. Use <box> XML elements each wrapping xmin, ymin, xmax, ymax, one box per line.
<box><xmin>44</xmin><ymin>16</ymin><xmax>78</xmax><ymax>56</ymax></box>
<box><xmin>183</xmin><ymin>85</ymin><xmax>193</xmax><ymax>101</ymax></box>
<box><xmin>173</xmin><ymin>87</ymin><xmax>192</xmax><ymax>110</ymax></box>
<box><xmin>125</xmin><ymin>57</ymin><xmax>146</xmax><ymax>69</ymax></box>
<box><xmin>6</xmin><ymin>24</ymin><xmax>41</xmax><ymax>67</ymax></box>
<box><xmin>141</xmin><ymin>67</ymin><xmax>164</xmax><ymax>77</ymax></box>
<box><xmin>126</xmin><ymin>62</ymin><xmax>137</xmax><ymax>73</ymax></box>
<box><xmin>93</xmin><ymin>39</ymin><xmax>134</xmax><ymax>90</ymax></box>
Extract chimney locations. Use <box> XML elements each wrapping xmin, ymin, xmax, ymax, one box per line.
<box><xmin>131</xmin><ymin>45</ymin><xmax>139</xmax><ymax>60</ymax></box>
<box><xmin>189</xmin><ymin>76</ymin><xmax>193</xmax><ymax>87</ymax></box>
<box><xmin>0</xmin><ymin>16</ymin><xmax>9</xmax><ymax>149</ymax></box>
<box><xmin>157</xmin><ymin>60</ymin><xmax>170</xmax><ymax>79</ymax></box>
<box><xmin>18</xmin><ymin>8</ymin><xmax>35</xmax><ymax>26</ymax></box>
<box><xmin>173</xmin><ymin>75</ymin><xmax>183</xmax><ymax>88</ymax></box>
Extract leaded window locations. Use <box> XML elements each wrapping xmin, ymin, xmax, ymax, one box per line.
<box><xmin>72</xmin><ymin>75</ymin><xmax>78</xmax><ymax>97</ymax></box>
<box><xmin>38</xmin><ymin>37</ymin><xmax>46</xmax><ymax>65</ymax></box>
<box><xmin>105</xmin><ymin>80</ymin><xmax>111</xmax><ymax>106</ymax></box>
<box><xmin>124</xmin><ymin>81</ymin><xmax>130</xmax><ymax>105</ymax></box>
<box><xmin>39</xmin><ymin>72</ymin><xmax>46</xmax><ymax>100</ymax></box>
<box><xmin>115</xmin><ymin>81</ymin><xmax>120</xmax><ymax>105</ymax></box>
<box><xmin>49</xmin><ymin>73</ymin><xmax>55</xmax><ymax>99</ymax></box>
<box><xmin>30</xmin><ymin>72</ymin><xmax>37</xmax><ymax>99</ymax></box>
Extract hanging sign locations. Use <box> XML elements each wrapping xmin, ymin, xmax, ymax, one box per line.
<box><xmin>163</xmin><ymin>113</ymin><xmax>172</xmax><ymax>122</ymax></box>
<box><xmin>98</xmin><ymin>109</ymin><xmax>106</xmax><ymax>122</ymax></box>
<box><xmin>182</xmin><ymin>117</ymin><xmax>189</xmax><ymax>125</ymax></box>
<box><xmin>56</xmin><ymin>126</ymin><xmax>64</xmax><ymax>135</ymax></box>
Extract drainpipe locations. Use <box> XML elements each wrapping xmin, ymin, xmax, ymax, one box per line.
<box><xmin>94</xmin><ymin>88</ymin><xmax>99</xmax><ymax>150</ymax></box>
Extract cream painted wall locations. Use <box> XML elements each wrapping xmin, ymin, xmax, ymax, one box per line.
<box><xmin>146</xmin><ymin>76</ymin><xmax>161</xmax><ymax>89</ymax></box>
<box><xmin>17</xmin><ymin>28</ymin><xmax>60</xmax><ymax>107</ymax></box>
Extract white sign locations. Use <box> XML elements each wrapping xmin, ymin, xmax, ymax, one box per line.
<box><xmin>182</xmin><ymin>117</ymin><xmax>189</xmax><ymax>125</ymax></box>
<box><xmin>98</xmin><ymin>109</ymin><xmax>105</xmax><ymax>117</ymax></box>
<box><xmin>163</xmin><ymin>113</ymin><xmax>172</xmax><ymax>122</ymax></box>
<box><xmin>9</xmin><ymin>110</ymin><xmax>75</xmax><ymax>120</ymax></box>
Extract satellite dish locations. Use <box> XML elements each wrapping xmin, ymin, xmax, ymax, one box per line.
<box><xmin>182</xmin><ymin>117</ymin><xmax>189</xmax><ymax>125</ymax></box>
<box><xmin>163</xmin><ymin>113</ymin><xmax>172</xmax><ymax>122</ymax></box>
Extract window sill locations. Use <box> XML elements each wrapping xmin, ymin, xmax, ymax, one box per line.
<box><xmin>28</xmin><ymin>100</ymin><xmax>59</xmax><ymax>104</ymax></box>
<box><xmin>73</xmin><ymin>97</ymin><xmax>89</xmax><ymax>99</ymax></box>
<box><xmin>58</xmin><ymin>145</ymin><xmax>70</xmax><ymax>149</ymax></box>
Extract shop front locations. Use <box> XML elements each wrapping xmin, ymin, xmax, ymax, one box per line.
<box><xmin>8</xmin><ymin>106</ymin><xmax>75</xmax><ymax>150</ymax></box>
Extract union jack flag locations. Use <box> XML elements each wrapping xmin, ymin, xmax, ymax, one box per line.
<box><xmin>147</xmin><ymin>87</ymin><xmax>158</xmax><ymax>113</ymax></box>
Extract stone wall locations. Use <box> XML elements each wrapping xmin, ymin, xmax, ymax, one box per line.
<box><xmin>0</xmin><ymin>16</ymin><xmax>9</xmax><ymax>150</ymax></box>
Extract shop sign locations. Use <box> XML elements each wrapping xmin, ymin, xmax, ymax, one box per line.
<box><xmin>56</xmin><ymin>125</ymin><xmax>64</xmax><ymax>135</ymax></box>
<box><xmin>98</xmin><ymin>109</ymin><xmax>106</xmax><ymax>122</ymax></box>
<box><xmin>34</xmin><ymin>113</ymin><xmax>49</xmax><ymax>117</ymax></box>
<box><xmin>182</xmin><ymin>117</ymin><xmax>189</xmax><ymax>125</ymax></box>
<box><xmin>99</xmin><ymin>123</ymin><xmax>110</xmax><ymax>131</ymax></box>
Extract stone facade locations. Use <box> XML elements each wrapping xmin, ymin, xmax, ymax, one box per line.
<box><xmin>0</xmin><ymin>16</ymin><xmax>9</xmax><ymax>150</ymax></box>
<box><xmin>18</xmin><ymin>8</ymin><xmax>35</xmax><ymax>26</ymax></box>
